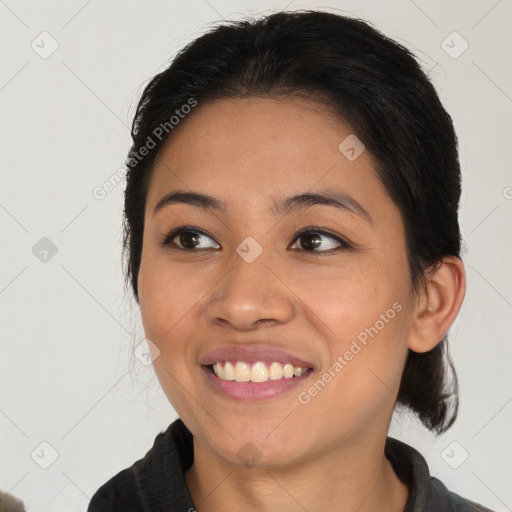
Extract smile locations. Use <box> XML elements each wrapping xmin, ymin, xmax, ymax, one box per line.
<box><xmin>200</xmin><ymin>344</ymin><xmax>316</xmax><ymax>401</ymax></box>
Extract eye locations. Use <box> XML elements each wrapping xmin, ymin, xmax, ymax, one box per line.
<box><xmin>161</xmin><ymin>227</ymin><xmax>220</xmax><ymax>250</ymax></box>
<box><xmin>289</xmin><ymin>228</ymin><xmax>350</xmax><ymax>252</ymax></box>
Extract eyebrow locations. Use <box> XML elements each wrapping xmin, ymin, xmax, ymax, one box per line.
<box><xmin>153</xmin><ymin>189</ymin><xmax>371</xmax><ymax>222</ymax></box>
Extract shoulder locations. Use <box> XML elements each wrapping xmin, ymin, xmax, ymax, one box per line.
<box><xmin>87</xmin><ymin>467</ymin><xmax>143</xmax><ymax>512</ymax></box>
<box><xmin>429</xmin><ymin>477</ymin><xmax>496</xmax><ymax>512</ymax></box>
<box><xmin>87</xmin><ymin>425</ymin><xmax>172</xmax><ymax>512</ymax></box>
<box><xmin>87</xmin><ymin>419</ymin><xmax>194</xmax><ymax>511</ymax></box>
<box><xmin>385</xmin><ymin>437</ymin><xmax>496</xmax><ymax>512</ymax></box>
<box><xmin>445</xmin><ymin>485</ymin><xmax>496</xmax><ymax>512</ymax></box>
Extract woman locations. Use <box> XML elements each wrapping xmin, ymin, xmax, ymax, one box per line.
<box><xmin>88</xmin><ymin>10</ymin><xmax>494</xmax><ymax>511</ymax></box>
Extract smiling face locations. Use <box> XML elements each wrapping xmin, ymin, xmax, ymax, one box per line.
<box><xmin>137</xmin><ymin>96</ymin><xmax>415</xmax><ymax>467</ymax></box>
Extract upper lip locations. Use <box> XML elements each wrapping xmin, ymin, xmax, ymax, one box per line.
<box><xmin>200</xmin><ymin>344</ymin><xmax>316</xmax><ymax>369</ymax></box>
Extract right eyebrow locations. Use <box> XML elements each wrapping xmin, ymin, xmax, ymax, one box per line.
<box><xmin>153</xmin><ymin>190</ymin><xmax>226</xmax><ymax>216</ymax></box>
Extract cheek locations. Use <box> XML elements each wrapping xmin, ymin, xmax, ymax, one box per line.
<box><xmin>138</xmin><ymin>255</ymin><xmax>201</xmax><ymax>335</ymax></box>
<box><xmin>137</xmin><ymin>257</ymin><xmax>203</xmax><ymax>380</ymax></box>
<box><xmin>291</xmin><ymin>263</ymin><xmax>411</xmax><ymax>409</ymax></box>
<box><xmin>293</xmin><ymin>258</ymin><xmax>410</xmax><ymax>342</ymax></box>
<box><xmin>138</xmin><ymin>261</ymin><xmax>206</xmax><ymax>417</ymax></box>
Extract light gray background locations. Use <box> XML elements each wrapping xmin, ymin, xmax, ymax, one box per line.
<box><xmin>1</xmin><ymin>1</ymin><xmax>511</xmax><ymax>511</ymax></box>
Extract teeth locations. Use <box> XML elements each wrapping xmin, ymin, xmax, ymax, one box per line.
<box><xmin>213</xmin><ymin>362</ymin><xmax>224</xmax><ymax>379</ymax></box>
<box><xmin>234</xmin><ymin>361</ymin><xmax>251</xmax><ymax>382</ymax></box>
<box><xmin>223</xmin><ymin>361</ymin><xmax>235</xmax><ymax>380</ymax></box>
<box><xmin>283</xmin><ymin>363</ymin><xmax>294</xmax><ymax>379</ymax></box>
<box><xmin>269</xmin><ymin>362</ymin><xmax>283</xmax><ymax>380</ymax></box>
<box><xmin>251</xmin><ymin>361</ymin><xmax>269</xmax><ymax>383</ymax></box>
<box><xmin>212</xmin><ymin>361</ymin><xmax>310</xmax><ymax>382</ymax></box>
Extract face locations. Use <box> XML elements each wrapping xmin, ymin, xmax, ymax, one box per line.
<box><xmin>138</xmin><ymin>97</ymin><xmax>414</xmax><ymax>467</ymax></box>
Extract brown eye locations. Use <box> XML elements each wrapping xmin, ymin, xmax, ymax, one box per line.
<box><xmin>178</xmin><ymin>231</ymin><xmax>202</xmax><ymax>249</ymax></box>
<box><xmin>298</xmin><ymin>233</ymin><xmax>323</xmax><ymax>250</ymax></box>
<box><xmin>161</xmin><ymin>228</ymin><xmax>220</xmax><ymax>250</ymax></box>
<box><xmin>289</xmin><ymin>229</ymin><xmax>348</xmax><ymax>252</ymax></box>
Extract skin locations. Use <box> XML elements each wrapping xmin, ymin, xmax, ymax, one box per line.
<box><xmin>137</xmin><ymin>97</ymin><xmax>466</xmax><ymax>512</ymax></box>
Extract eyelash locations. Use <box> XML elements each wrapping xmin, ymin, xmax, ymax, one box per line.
<box><xmin>160</xmin><ymin>225</ymin><xmax>352</xmax><ymax>253</ymax></box>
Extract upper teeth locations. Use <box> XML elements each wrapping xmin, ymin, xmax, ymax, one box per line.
<box><xmin>212</xmin><ymin>361</ymin><xmax>309</xmax><ymax>382</ymax></box>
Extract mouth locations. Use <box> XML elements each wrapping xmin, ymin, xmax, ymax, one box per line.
<box><xmin>201</xmin><ymin>360</ymin><xmax>314</xmax><ymax>402</ymax></box>
<box><xmin>199</xmin><ymin>344</ymin><xmax>316</xmax><ymax>401</ymax></box>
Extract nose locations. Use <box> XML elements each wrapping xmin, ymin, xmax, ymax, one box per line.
<box><xmin>205</xmin><ymin>249</ymin><xmax>295</xmax><ymax>332</ymax></box>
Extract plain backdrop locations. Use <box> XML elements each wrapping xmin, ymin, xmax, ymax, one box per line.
<box><xmin>1</xmin><ymin>1</ymin><xmax>511</xmax><ymax>511</ymax></box>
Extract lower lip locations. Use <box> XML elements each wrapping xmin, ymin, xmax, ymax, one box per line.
<box><xmin>202</xmin><ymin>366</ymin><xmax>313</xmax><ymax>402</ymax></box>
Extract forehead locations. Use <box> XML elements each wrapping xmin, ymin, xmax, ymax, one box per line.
<box><xmin>146</xmin><ymin>96</ymin><xmax>389</xmax><ymax>215</ymax></box>
<box><xmin>155</xmin><ymin>97</ymin><xmax>337</xmax><ymax>165</ymax></box>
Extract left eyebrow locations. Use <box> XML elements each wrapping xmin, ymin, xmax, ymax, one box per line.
<box><xmin>272</xmin><ymin>191</ymin><xmax>372</xmax><ymax>223</ymax></box>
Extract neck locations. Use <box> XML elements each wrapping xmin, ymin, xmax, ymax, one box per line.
<box><xmin>185</xmin><ymin>432</ymin><xmax>409</xmax><ymax>512</ymax></box>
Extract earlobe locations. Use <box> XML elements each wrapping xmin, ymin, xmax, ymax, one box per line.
<box><xmin>407</xmin><ymin>256</ymin><xmax>466</xmax><ymax>354</ymax></box>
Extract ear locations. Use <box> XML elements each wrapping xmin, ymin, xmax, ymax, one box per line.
<box><xmin>407</xmin><ymin>256</ymin><xmax>466</xmax><ymax>353</ymax></box>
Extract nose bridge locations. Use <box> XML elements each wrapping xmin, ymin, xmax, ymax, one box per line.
<box><xmin>206</xmin><ymin>242</ymin><xmax>294</xmax><ymax>329</ymax></box>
